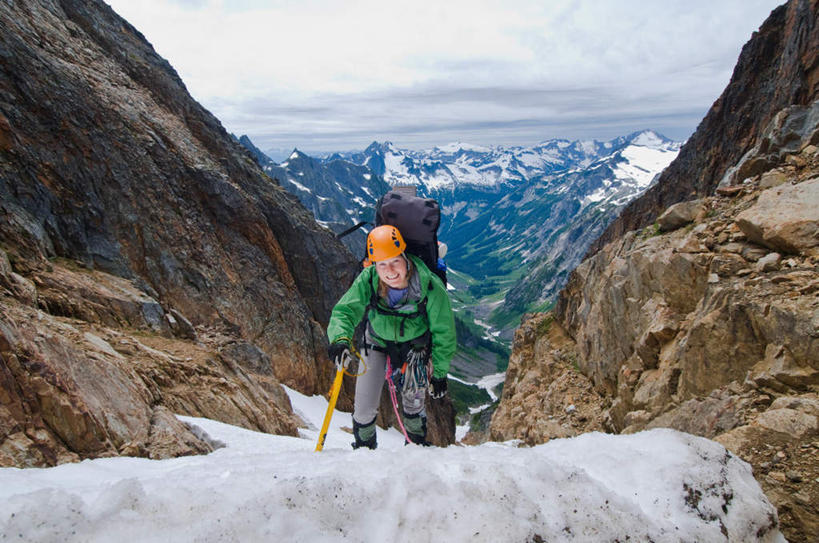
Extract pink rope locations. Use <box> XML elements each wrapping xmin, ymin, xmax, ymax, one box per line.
<box><xmin>386</xmin><ymin>356</ymin><xmax>411</xmax><ymax>444</ymax></box>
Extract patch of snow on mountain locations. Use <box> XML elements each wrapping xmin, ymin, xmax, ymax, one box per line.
<box><xmin>631</xmin><ymin>130</ymin><xmax>665</xmax><ymax>147</ymax></box>
<box><xmin>477</xmin><ymin>372</ymin><xmax>507</xmax><ymax>401</ymax></box>
<box><xmin>287</xmin><ymin>178</ymin><xmax>312</xmax><ymax>193</ymax></box>
<box><xmin>383</xmin><ymin>151</ymin><xmax>417</xmax><ymax>185</ymax></box>
<box><xmin>449</xmin><ymin>163</ymin><xmax>493</xmax><ymax>187</ymax></box>
<box><xmin>584</xmin><ymin>186</ymin><xmax>608</xmax><ymax>204</ymax></box>
<box><xmin>615</xmin><ymin>145</ymin><xmax>679</xmax><ymax>188</ymax></box>
<box><xmin>518</xmin><ymin>151</ymin><xmax>544</xmax><ymax>169</ymax></box>
<box><xmin>424</xmin><ymin>171</ymin><xmax>456</xmax><ymax>190</ymax></box>
<box><xmin>437</xmin><ymin>142</ymin><xmax>492</xmax><ymax>153</ymax></box>
<box><xmin>579</xmin><ymin>140</ymin><xmax>597</xmax><ymax>154</ymax></box>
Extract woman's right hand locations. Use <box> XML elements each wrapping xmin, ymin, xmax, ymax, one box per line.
<box><xmin>327</xmin><ymin>342</ymin><xmax>351</xmax><ymax>370</ymax></box>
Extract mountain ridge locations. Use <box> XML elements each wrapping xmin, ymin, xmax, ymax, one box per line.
<box><xmin>330</xmin><ymin>130</ymin><xmax>678</xmax><ymax>194</ymax></box>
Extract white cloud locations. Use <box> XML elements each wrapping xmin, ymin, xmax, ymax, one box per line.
<box><xmin>105</xmin><ymin>0</ymin><xmax>784</xmax><ymax>152</ymax></box>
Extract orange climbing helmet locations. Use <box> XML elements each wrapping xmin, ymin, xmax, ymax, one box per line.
<box><xmin>366</xmin><ymin>225</ymin><xmax>406</xmax><ymax>262</ymax></box>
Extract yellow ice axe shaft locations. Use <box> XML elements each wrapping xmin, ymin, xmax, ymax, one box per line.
<box><xmin>315</xmin><ymin>367</ymin><xmax>344</xmax><ymax>451</ymax></box>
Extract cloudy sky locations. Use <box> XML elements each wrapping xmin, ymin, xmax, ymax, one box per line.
<box><xmin>105</xmin><ymin>0</ymin><xmax>784</xmax><ymax>156</ymax></box>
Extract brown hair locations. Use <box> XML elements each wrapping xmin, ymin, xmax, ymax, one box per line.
<box><xmin>377</xmin><ymin>255</ymin><xmax>413</xmax><ymax>300</ymax></box>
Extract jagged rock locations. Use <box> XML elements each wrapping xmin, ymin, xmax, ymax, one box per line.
<box><xmin>760</xmin><ymin>169</ymin><xmax>790</xmax><ymax>189</ymax></box>
<box><xmin>736</xmin><ymin>177</ymin><xmax>819</xmax><ymax>255</ymax></box>
<box><xmin>756</xmin><ymin>408</ymin><xmax>818</xmax><ymax>438</ymax></box>
<box><xmin>0</xmin><ymin>0</ymin><xmax>374</xmax><ymax>466</ymax></box>
<box><xmin>0</xmin><ymin>0</ymin><xmax>358</xmax><ymax>399</ymax></box>
<box><xmin>489</xmin><ymin>313</ymin><xmax>606</xmax><ymax>445</ymax></box>
<box><xmin>749</xmin><ymin>344</ymin><xmax>819</xmax><ymax>391</ymax></box>
<box><xmin>657</xmin><ymin>199</ymin><xmax>706</xmax><ymax>232</ymax></box>
<box><xmin>716</xmin><ymin>186</ymin><xmax>744</xmax><ymax>197</ymax></box>
<box><xmin>220</xmin><ymin>341</ymin><xmax>273</xmax><ymax>375</ymax></box>
<box><xmin>35</xmin><ymin>263</ymin><xmax>174</xmax><ymax>334</ymax></box>
<box><xmin>0</xmin><ymin>280</ymin><xmax>298</xmax><ymax>467</ymax></box>
<box><xmin>0</xmin><ymin>249</ymin><xmax>37</xmax><ymax>305</ymax></box>
<box><xmin>742</xmin><ymin>245</ymin><xmax>771</xmax><ymax>262</ymax></box>
<box><xmin>646</xmin><ymin>390</ymin><xmax>752</xmax><ymax>438</ymax></box>
<box><xmin>144</xmin><ymin>406</ymin><xmax>214</xmax><ymax>460</ymax></box>
<box><xmin>507</xmin><ymin>5</ymin><xmax>819</xmax><ymax>540</ymax></box>
<box><xmin>542</xmin><ymin>103</ymin><xmax>819</xmax><ymax>541</ymax></box>
<box><xmin>757</xmin><ymin>252</ymin><xmax>783</xmax><ymax>272</ymax></box>
<box><xmin>167</xmin><ymin>309</ymin><xmax>197</xmax><ymax>341</ymax></box>
<box><xmin>722</xmin><ymin>102</ymin><xmax>819</xmax><ymax>189</ymax></box>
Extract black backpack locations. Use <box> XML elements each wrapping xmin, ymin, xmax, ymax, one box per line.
<box><xmin>374</xmin><ymin>188</ymin><xmax>446</xmax><ymax>285</ymax></box>
<box><xmin>335</xmin><ymin>187</ymin><xmax>447</xmax><ymax>285</ymax></box>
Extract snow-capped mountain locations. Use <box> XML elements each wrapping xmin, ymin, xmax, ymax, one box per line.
<box><xmin>329</xmin><ymin>131</ymin><xmax>678</xmax><ymax>194</ymax></box>
<box><xmin>238</xmin><ymin>137</ymin><xmax>390</xmax><ymax>255</ymax></box>
<box><xmin>447</xmin><ymin>131</ymin><xmax>681</xmax><ymax>317</ymax></box>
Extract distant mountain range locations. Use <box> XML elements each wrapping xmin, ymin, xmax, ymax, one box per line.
<box><xmin>239</xmin><ymin>130</ymin><xmax>681</xmax><ymax>338</ymax></box>
<box><xmin>329</xmin><ymin>132</ymin><xmax>675</xmax><ymax>191</ymax></box>
<box><xmin>237</xmin><ymin>135</ymin><xmax>390</xmax><ymax>256</ymax></box>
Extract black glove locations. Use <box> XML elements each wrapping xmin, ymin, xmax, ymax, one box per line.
<box><xmin>327</xmin><ymin>342</ymin><xmax>351</xmax><ymax>370</ymax></box>
<box><xmin>429</xmin><ymin>376</ymin><xmax>447</xmax><ymax>399</ymax></box>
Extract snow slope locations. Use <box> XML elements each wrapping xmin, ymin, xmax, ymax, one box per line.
<box><xmin>0</xmin><ymin>387</ymin><xmax>784</xmax><ymax>542</ymax></box>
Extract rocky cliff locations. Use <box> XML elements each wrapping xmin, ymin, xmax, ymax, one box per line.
<box><xmin>490</xmin><ymin>2</ymin><xmax>819</xmax><ymax>541</ymax></box>
<box><xmin>0</xmin><ymin>0</ymin><xmax>367</xmax><ymax>465</ymax></box>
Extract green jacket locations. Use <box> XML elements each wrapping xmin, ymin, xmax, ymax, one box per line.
<box><xmin>327</xmin><ymin>254</ymin><xmax>456</xmax><ymax>378</ymax></box>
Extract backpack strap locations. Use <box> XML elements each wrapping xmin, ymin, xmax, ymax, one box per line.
<box><xmin>361</xmin><ymin>280</ymin><xmax>434</xmax><ymax>348</ymax></box>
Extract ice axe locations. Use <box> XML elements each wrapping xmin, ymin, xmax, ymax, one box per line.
<box><xmin>315</xmin><ymin>343</ymin><xmax>363</xmax><ymax>452</ymax></box>
<box><xmin>315</xmin><ymin>365</ymin><xmax>344</xmax><ymax>452</ymax></box>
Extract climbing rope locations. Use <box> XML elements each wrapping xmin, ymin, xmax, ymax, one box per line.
<box><xmin>386</xmin><ymin>355</ymin><xmax>412</xmax><ymax>444</ymax></box>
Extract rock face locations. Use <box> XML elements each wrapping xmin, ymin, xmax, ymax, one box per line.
<box><xmin>493</xmin><ymin>3</ymin><xmax>819</xmax><ymax>539</ymax></box>
<box><xmin>488</xmin><ymin>313</ymin><xmax>607</xmax><ymax>445</ymax></box>
<box><xmin>0</xmin><ymin>256</ymin><xmax>299</xmax><ymax>466</ymax></box>
<box><xmin>492</xmin><ymin>100</ymin><xmax>819</xmax><ymax>541</ymax></box>
<box><xmin>0</xmin><ymin>0</ymin><xmax>367</xmax><ymax>465</ymax></box>
<box><xmin>588</xmin><ymin>0</ymin><xmax>819</xmax><ymax>257</ymax></box>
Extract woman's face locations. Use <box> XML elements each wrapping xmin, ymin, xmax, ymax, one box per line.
<box><xmin>375</xmin><ymin>255</ymin><xmax>409</xmax><ymax>289</ymax></box>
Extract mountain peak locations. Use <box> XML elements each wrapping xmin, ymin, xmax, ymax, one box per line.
<box><xmin>627</xmin><ymin>130</ymin><xmax>672</xmax><ymax>148</ymax></box>
<box><xmin>435</xmin><ymin>142</ymin><xmax>492</xmax><ymax>154</ymax></box>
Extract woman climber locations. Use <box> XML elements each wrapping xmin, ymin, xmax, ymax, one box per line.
<box><xmin>326</xmin><ymin>225</ymin><xmax>456</xmax><ymax>448</ymax></box>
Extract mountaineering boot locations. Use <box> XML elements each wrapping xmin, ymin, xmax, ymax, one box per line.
<box><xmin>352</xmin><ymin>417</ymin><xmax>377</xmax><ymax>450</ymax></box>
<box><xmin>403</xmin><ymin>412</ymin><xmax>431</xmax><ymax>446</ymax></box>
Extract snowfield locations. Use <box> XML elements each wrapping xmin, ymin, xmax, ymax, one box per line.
<box><xmin>0</xmin><ymin>387</ymin><xmax>784</xmax><ymax>542</ymax></box>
